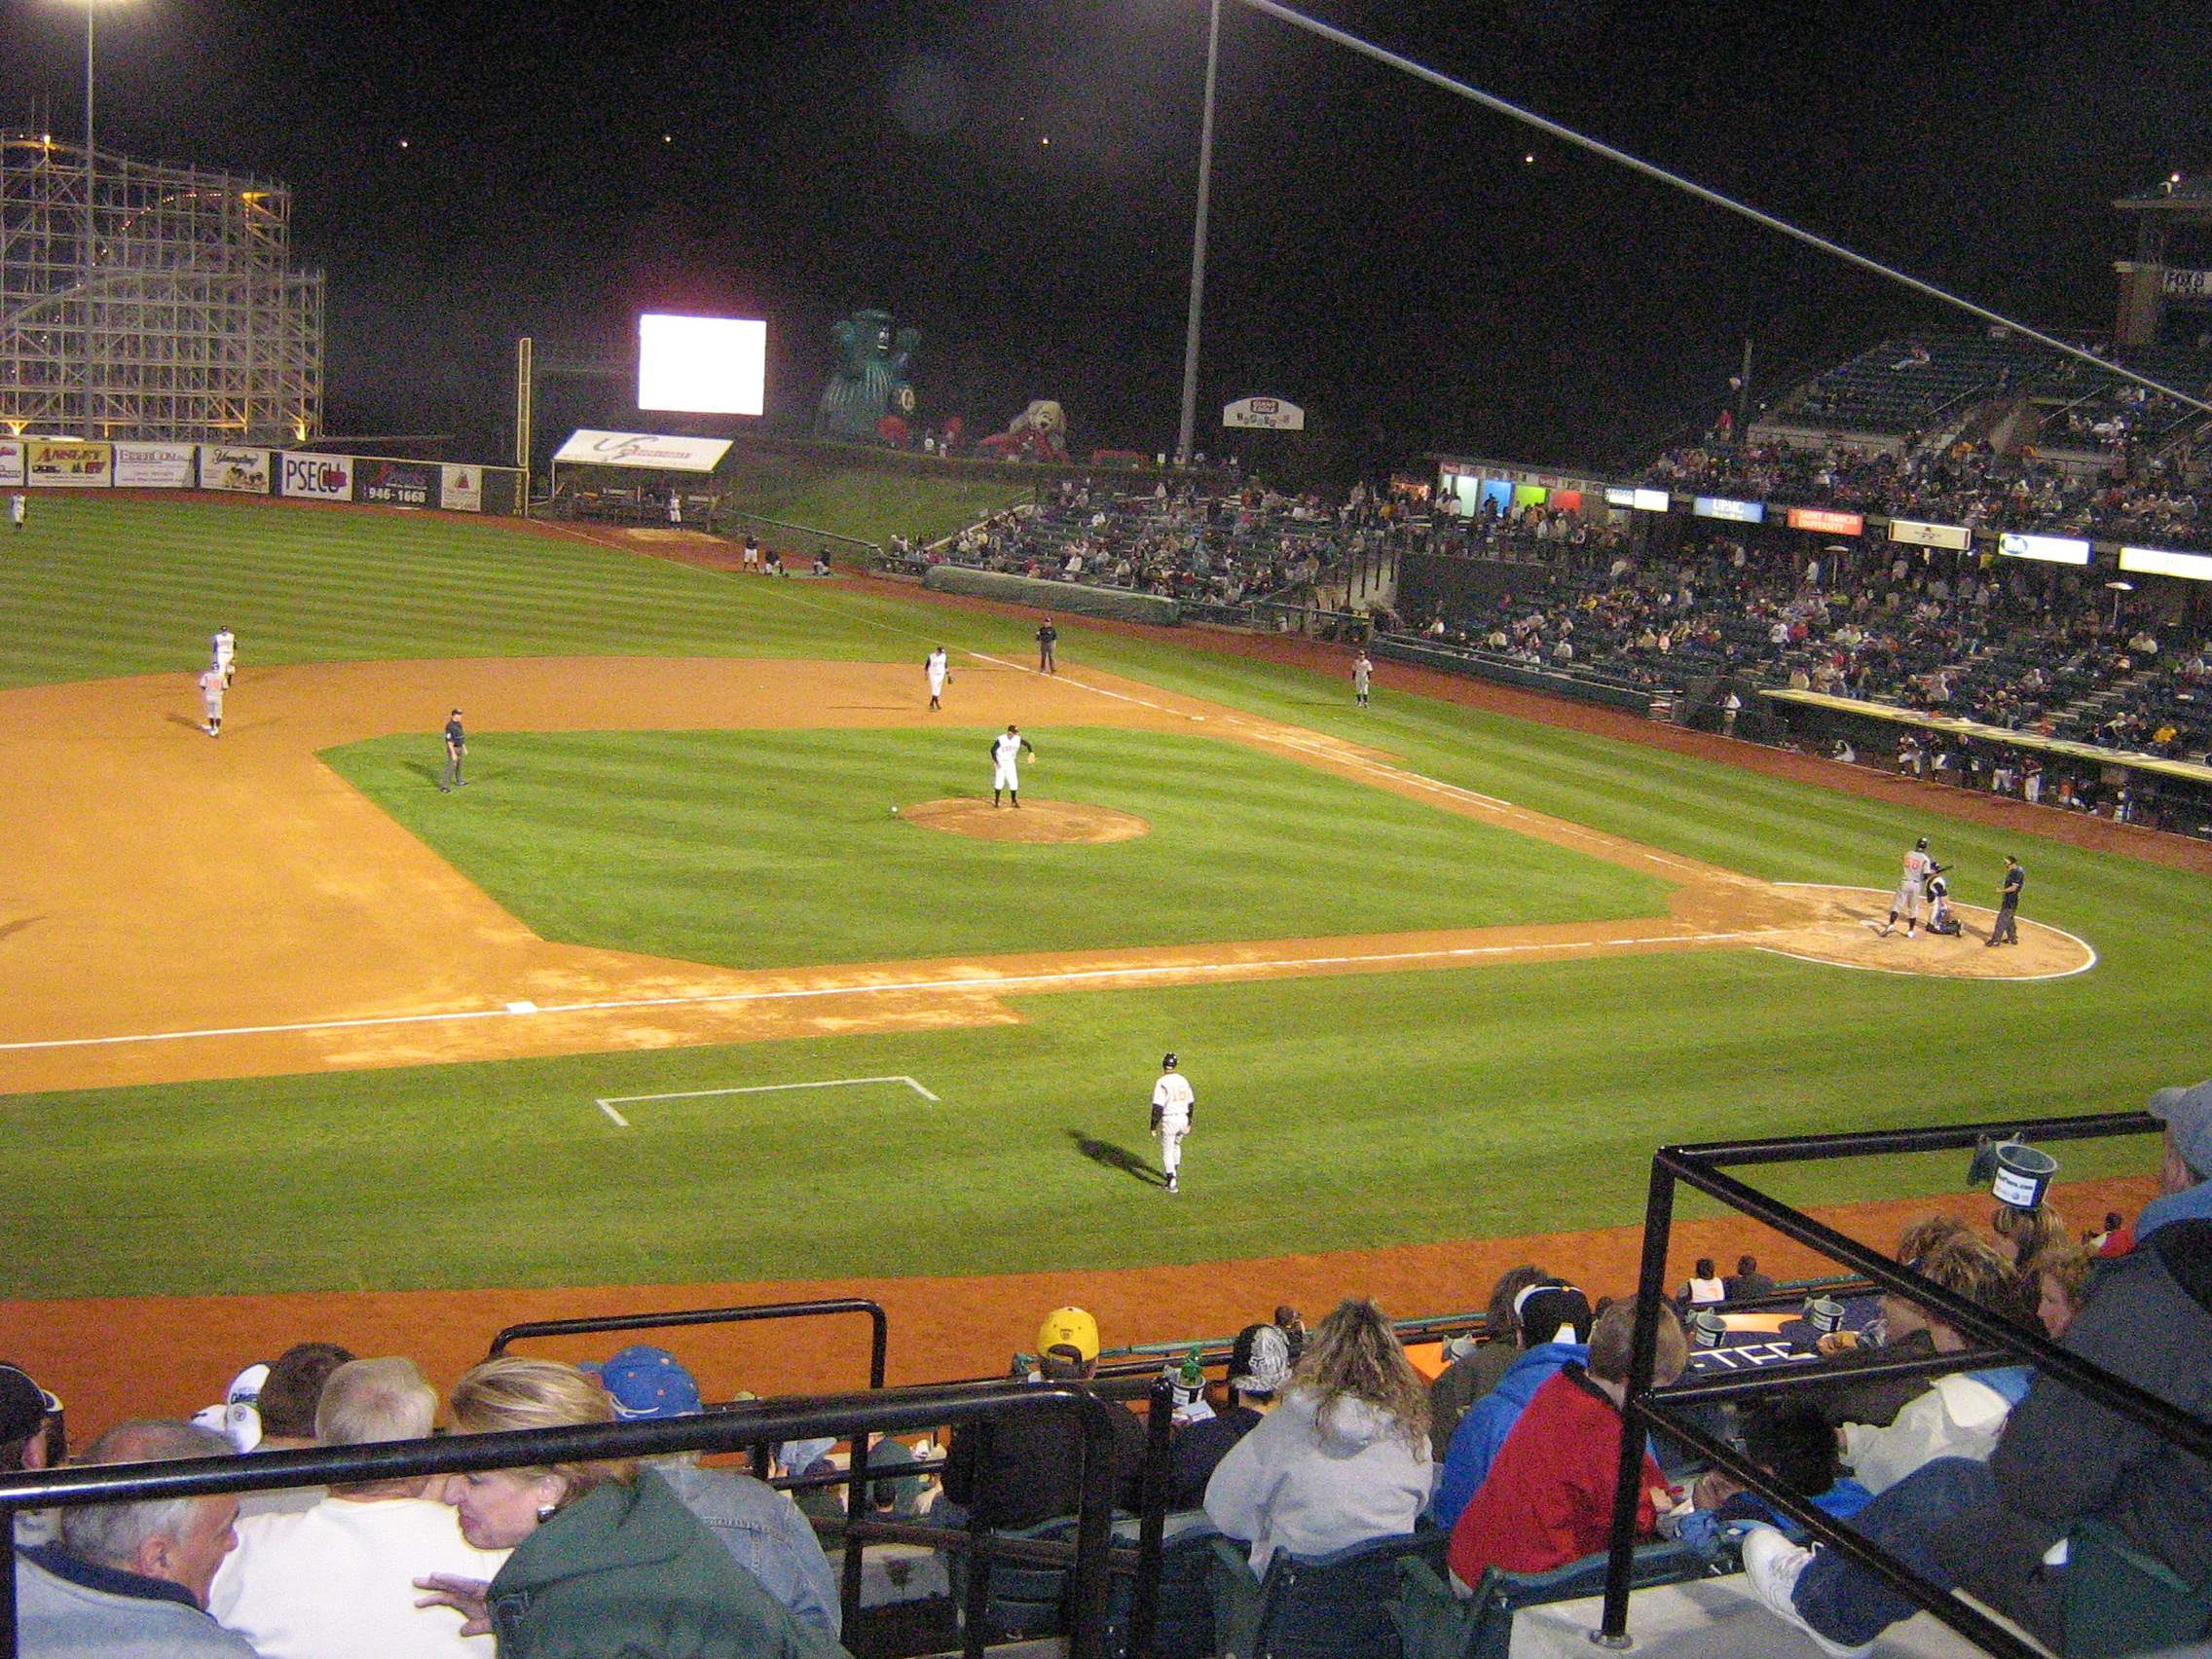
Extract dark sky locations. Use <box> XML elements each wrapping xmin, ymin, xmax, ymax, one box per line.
<box><xmin>8</xmin><ymin>0</ymin><xmax>2210</xmax><ymax>476</ymax></box>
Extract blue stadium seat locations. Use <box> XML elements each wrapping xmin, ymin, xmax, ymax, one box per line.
<box><xmin>1393</xmin><ymin>1540</ymin><xmax>1709</xmax><ymax>1659</ymax></box>
<box><xmin>2061</xmin><ymin>1516</ymin><xmax>2212</xmax><ymax>1658</ymax></box>
<box><xmin>1213</xmin><ymin>1531</ymin><xmax>1447</xmax><ymax>1659</ymax></box>
<box><xmin>1106</xmin><ymin>1512</ymin><xmax>1222</xmax><ymax>1659</ymax></box>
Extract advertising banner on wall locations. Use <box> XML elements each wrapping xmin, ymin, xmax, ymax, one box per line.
<box><xmin>1786</xmin><ymin>506</ymin><xmax>1865</xmax><ymax>535</ymax></box>
<box><xmin>0</xmin><ymin>439</ymin><xmax>22</xmax><ymax>488</ymax></box>
<box><xmin>200</xmin><ymin>446</ymin><xmax>272</xmax><ymax>494</ymax></box>
<box><xmin>1693</xmin><ymin>496</ymin><xmax>1765</xmax><ymax>523</ymax></box>
<box><xmin>352</xmin><ymin>458</ymin><xmax>436</xmax><ymax>508</ymax></box>
<box><xmin>439</xmin><ymin>464</ymin><xmax>483</xmax><ymax>513</ymax></box>
<box><xmin>1889</xmin><ymin>518</ymin><xmax>1972</xmax><ymax>551</ymax></box>
<box><xmin>1999</xmin><ymin>532</ymin><xmax>2091</xmax><ymax>567</ymax></box>
<box><xmin>27</xmin><ymin>439</ymin><xmax>112</xmax><ymax>487</ymax></box>
<box><xmin>280</xmin><ymin>452</ymin><xmax>354</xmax><ymax>500</ymax></box>
<box><xmin>112</xmin><ymin>443</ymin><xmax>198</xmax><ymax>488</ymax></box>
<box><xmin>552</xmin><ymin>429</ymin><xmax>732</xmax><ymax>473</ymax></box>
<box><xmin>1223</xmin><ymin>395</ymin><xmax>1307</xmax><ymax>431</ymax></box>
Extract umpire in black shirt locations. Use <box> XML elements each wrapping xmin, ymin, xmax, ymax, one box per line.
<box><xmin>1988</xmin><ymin>855</ymin><xmax>2024</xmax><ymax>945</ymax></box>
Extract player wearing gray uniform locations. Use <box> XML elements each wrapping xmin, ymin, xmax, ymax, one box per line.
<box><xmin>1151</xmin><ymin>1053</ymin><xmax>1194</xmax><ymax>1195</ymax></box>
<box><xmin>990</xmin><ymin>724</ymin><xmax>1035</xmax><ymax>809</ymax></box>
<box><xmin>1352</xmin><ymin>651</ymin><xmax>1373</xmax><ymax>707</ymax></box>
<box><xmin>198</xmin><ymin>666</ymin><xmax>225</xmax><ymax>736</ymax></box>
<box><xmin>1880</xmin><ymin>837</ymin><xmax>1936</xmax><ymax>939</ymax></box>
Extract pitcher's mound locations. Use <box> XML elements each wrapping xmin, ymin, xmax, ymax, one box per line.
<box><xmin>902</xmin><ymin>798</ymin><xmax>1150</xmax><ymax>844</ymax></box>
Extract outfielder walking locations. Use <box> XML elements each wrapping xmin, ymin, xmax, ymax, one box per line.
<box><xmin>1880</xmin><ymin>836</ymin><xmax>1936</xmax><ymax>939</ymax></box>
<box><xmin>925</xmin><ymin>646</ymin><xmax>949</xmax><ymax>711</ymax></box>
<box><xmin>990</xmin><ymin>723</ymin><xmax>1035</xmax><ymax>808</ymax></box>
<box><xmin>197</xmin><ymin>665</ymin><xmax>225</xmax><ymax>736</ymax></box>
<box><xmin>1151</xmin><ymin>1052</ymin><xmax>1194</xmax><ymax>1195</ymax></box>
<box><xmin>1352</xmin><ymin>650</ymin><xmax>1373</xmax><ymax>707</ymax></box>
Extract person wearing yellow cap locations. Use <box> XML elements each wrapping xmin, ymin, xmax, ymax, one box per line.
<box><xmin>941</xmin><ymin>1308</ymin><xmax>1144</xmax><ymax>1531</ymax></box>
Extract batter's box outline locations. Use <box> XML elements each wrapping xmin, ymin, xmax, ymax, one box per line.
<box><xmin>593</xmin><ymin>1074</ymin><xmax>940</xmax><ymax>1128</ymax></box>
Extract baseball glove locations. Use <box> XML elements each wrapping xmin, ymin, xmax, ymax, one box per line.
<box><xmin>1150</xmin><ymin>1103</ymin><xmax>1163</xmax><ymax>1130</ymax></box>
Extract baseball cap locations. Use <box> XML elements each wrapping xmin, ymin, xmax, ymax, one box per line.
<box><xmin>1512</xmin><ymin>1282</ymin><xmax>1595</xmax><ymax>1348</ymax></box>
<box><xmin>1228</xmin><ymin>1324</ymin><xmax>1293</xmax><ymax>1395</ymax></box>
<box><xmin>2150</xmin><ymin>1080</ymin><xmax>2212</xmax><ymax>1176</ymax></box>
<box><xmin>0</xmin><ymin>1365</ymin><xmax>55</xmax><ymax>1446</ymax></box>
<box><xmin>191</xmin><ymin>1363</ymin><xmax>269</xmax><ymax>1453</ymax></box>
<box><xmin>593</xmin><ymin>1346</ymin><xmax>703</xmax><ymax>1421</ymax></box>
<box><xmin>1037</xmin><ymin>1307</ymin><xmax>1100</xmax><ymax>1363</ymax></box>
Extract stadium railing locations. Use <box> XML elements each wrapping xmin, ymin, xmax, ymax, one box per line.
<box><xmin>0</xmin><ymin>1379</ymin><xmax>1161</xmax><ymax>1659</ymax></box>
<box><xmin>1596</xmin><ymin>1109</ymin><xmax>2200</xmax><ymax>1659</ymax></box>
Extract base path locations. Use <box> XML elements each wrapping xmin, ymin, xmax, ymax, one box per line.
<box><xmin>0</xmin><ymin>1173</ymin><xmax>2157</xmax><ymax>1440</ymax></box>
<box><xmin>0</xmin><ymin>656</ymin><xmax>2089</xmax><ymax>1093</ymax></box>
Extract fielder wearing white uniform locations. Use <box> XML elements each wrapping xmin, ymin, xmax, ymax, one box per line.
<box><xmin>990</xmin><ymin>724</ymin><xmax>1035</xmax><ymax>808</ymax></box>
<box><xmin>212</xmin><ymin>626</ymin><xmax>237</xmax><ymax>687</ymax></box>
<box><xmin>198</xmin><ymin>666</ymin><xmax>226</xmax><ymax>736</ymax></box>
<box><xmin>1881</xmin><ymin>839</ymin><xmax>1936</xmax><ymax>937</ymax></box>
<box><xmin>926</xmin><ymin>647</ymin><xmax>949</xmax><ymax>712</ymax></box>
<box><xmin>1151</xmin><ymin>1053</ymin><xmax>1195</xmax><ymax>1195</ymax></box>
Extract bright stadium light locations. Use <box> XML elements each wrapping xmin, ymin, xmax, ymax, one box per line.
<box><xmin>636</xmin><ymin>314</ymin><xmax>766</xmax><ymax>418</ymax></box>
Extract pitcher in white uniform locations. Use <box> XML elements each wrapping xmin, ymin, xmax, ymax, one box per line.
<box><xmin>925</xmin><ymin>646</ymin><xmax>949</xmax><ymax>712</ymax></box>
<box><xmin>1151</xmin><ymin>1053</ymin><xmax>1195</xmax><ymax>1195</ymax></box>
<box><xmin>990</xmin><ymin>724</ymin><xmax>1035</xmax><ymax>808</ymax></box>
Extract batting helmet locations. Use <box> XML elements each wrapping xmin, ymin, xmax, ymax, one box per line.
<box><xmin>1161</xmin><ymin>1052</ymin><xmax>1178</xmax><ymax>1069</ymax></box>
<box><xmin>1915</xmin><ymin>836</ymin><xmax>1930</xmax><ymax>850</ymax></box>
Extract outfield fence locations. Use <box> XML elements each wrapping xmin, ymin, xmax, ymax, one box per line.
<box><xmin>0</xmin><ymin>439</ymin><xmax>523</xmax><ymax>516</ymax></box>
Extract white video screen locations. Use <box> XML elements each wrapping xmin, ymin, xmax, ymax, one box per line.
<box><xmin>637</xmin><ymin>314</ymin><xmax>766</xmax><ymax>417</ymax></box>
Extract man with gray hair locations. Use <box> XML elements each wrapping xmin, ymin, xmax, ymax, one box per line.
<box><xmin>207</xmin><ymin>1357</ymin><xmax>507</xmax><ymax>1658</ymax></box>
<box><xmin>15</xmin><ymin>1419</ymin><xmax>261</xmax><ymax>1656</ymax></box>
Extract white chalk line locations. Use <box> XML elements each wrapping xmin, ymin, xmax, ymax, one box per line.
<box><xmin>595</xmin><ymin>1074</ymin><xmax>939</xmax><ymax>1128</ymax></box>
<box><xmin>0</xmin><ymin>930</ymin><xmax>1772</xmax><ymax>1055</ymax></box>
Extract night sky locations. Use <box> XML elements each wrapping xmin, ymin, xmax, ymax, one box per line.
<box><xmin>7</xmin><ymin>0</ymin><xmax>2209</xmax><ymax>477</ymax></box>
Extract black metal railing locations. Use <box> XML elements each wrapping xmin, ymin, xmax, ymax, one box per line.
<box><xmin>1598</xmin><ymin>1109</ymin><xmax>2187</xmax><ymax>1658</ymax></box>
<box><xmin>487</xmin><ymin>1296</ymin><xmax>893</xmax><ymax>1623</ymax></box>
<box><xmin>0</xmin><ymin>1379</ymin><xmax>1158</xmax><ymax>1659</ymax></box>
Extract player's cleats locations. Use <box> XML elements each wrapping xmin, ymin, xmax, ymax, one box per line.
<box><xmin>1166</xmin><ymin>1177</ymin><xmax>1179</xmax><ymax>1195</ymax></box>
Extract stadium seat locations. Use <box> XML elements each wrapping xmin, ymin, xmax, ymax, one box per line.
<box><xmin>946</xmin><ymin>1515</ymin><xmax>1083</xmax><ymax>1641</ymax></box>
<box><xmin>1393</xmin><ymin>1540</ymin><xmax>1709</xmax><ymax>1659</ymax></box>
<box><xmin>2061</xmin><ymin>1517</ymin><xmax>2212</xmax><ymax>1658</ymax></box>
<box><xmin>1106</xmin><ymin>1512</ymin><xmax>1223</xmax><ymax>1659</ymax></box>
<box><xmin>1214</xmin><ymin>1531</ymin><xmax>1447</xmax><ymax>1659</ymax></box>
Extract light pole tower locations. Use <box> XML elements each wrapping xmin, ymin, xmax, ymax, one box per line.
<box><xmin>1174</xmin><ymin>0</ymin><xmax>1223</xmax><ymax>468</ymax></box>
<box><xmin>66</xmin><ymin>0</ymin><xmax>130</xmax><ymax>438</ymax></box>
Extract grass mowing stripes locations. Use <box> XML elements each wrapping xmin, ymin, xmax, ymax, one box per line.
<box><xmin>319</xmin><ymin>727</ymin><xmax>1672</xmax><ymax>968</ymax></box>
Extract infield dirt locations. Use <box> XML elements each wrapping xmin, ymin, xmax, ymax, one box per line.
<box><xmin>0</xmin><ymin>653</ymin><xmax>2086</xmax><ymax>1095</ymax></box>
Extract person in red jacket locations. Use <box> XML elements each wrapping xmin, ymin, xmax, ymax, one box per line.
<box><xmin>1449</xmin><ymin>1299</ymin><xmax>1687</xmax><ymax>1586</ymax></box>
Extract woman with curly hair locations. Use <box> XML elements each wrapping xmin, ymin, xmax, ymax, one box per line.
<box><xmin>413</xmin><ymin>1358</ymin><xmax>844</xmax><ymax>1659</ymax></box>
<box><xmin>1203</xmin><ymin>1298</ymin><xmax>1432</xmax><ymax>1568</ymax></box>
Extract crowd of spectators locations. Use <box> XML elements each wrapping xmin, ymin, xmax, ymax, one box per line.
<box><xmin>6</xmin><ymin>1085</ymin><xmax>2205</xmax><ymax>1656</ymax></box>
<box><xmin>1406</xmin><ymin>528</ymin><xmax>2212</xmax><ymax>809</ymax></box>
<box><xmin>1644</xmin><ymin>434</ymin><xmax>2212</xmax><ymax>552</ymax></box>
<box><xmin>894</xmin><ymin>478</ymin><xmax>1423</xmax><ymax>612</ymax></box>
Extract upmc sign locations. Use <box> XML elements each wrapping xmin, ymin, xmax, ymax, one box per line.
<box><xmin>280</xmin><ymin>453</ymin><xmax>354</xmax><ymax>499</ymax></box>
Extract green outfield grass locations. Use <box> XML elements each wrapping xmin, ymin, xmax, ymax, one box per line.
<box><xmin>1</xmin><ymin>498</ymin><xmax>2202</xmax><ymax>1299</ymax></box>
<box><xmin>320</xmin><ymin>726</ymin><xmax>1668</xmax><ymax>968</ymax></box>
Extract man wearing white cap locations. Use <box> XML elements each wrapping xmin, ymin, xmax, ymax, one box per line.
<box><xmin>1742</xmin><ymin>1080</ymin><xmax>2212</xmax><ymax>1654</ymax></box>
<box><xmin>1151</xmin><ymin>1053</ymin><xmax>1195</xmax><ymax>1196</ymax></box>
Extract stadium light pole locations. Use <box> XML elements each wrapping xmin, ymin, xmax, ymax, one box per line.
<box><xmin>60</xmin><ymin>0</ymin><xmax>131</xmax><ymax>438</ymax></box>
<box><xmin>1174</xmin><ymin>0</ymin><xmax>1223</xmax><ymax>469</ymax></box>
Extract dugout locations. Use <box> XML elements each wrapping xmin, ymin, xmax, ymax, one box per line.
<box><xmin>547</xmin><ymin>428</ymin><xmax>733</xmax><ymax>529</ymax></box>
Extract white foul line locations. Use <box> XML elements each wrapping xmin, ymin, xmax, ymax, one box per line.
<box><xmin>594</xmin><ymin>1074</ymin><xmax>939</xmax><ymax>1128</ymax></box>
<box><xmin>0</xmin><ymin>933</ymin><xmax>1767</xmax><ymax>1055</ymax></box>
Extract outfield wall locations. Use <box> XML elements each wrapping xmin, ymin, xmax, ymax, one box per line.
<box><xmin>923</xmin><ymin>565</ymin><xmax>1182</xmax><ymax>625</ymax></box>
<box><xmin>1376</xmin><ymin>635</ymin><xmax>1659</xmax><ymax>715</ymax></box>
<box><xmin>0</xmin><ymin>438</ymin><xmax>524</xmax><ymax>516</ymax></box>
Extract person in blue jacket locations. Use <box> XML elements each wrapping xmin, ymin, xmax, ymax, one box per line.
<box><xmin>1430</xmin><ymin>1282</ymin><xmax>1595</xmax><ymax>1530</ymax></box>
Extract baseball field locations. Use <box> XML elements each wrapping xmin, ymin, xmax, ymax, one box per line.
<box><xmin>0</xmin><ymin>491</ymin><xmax>2196</xmax><ymax>1418</ymax></box>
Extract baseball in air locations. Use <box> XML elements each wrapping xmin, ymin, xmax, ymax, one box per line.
<box><xmin>892</xmin><ymin>806</ymin><xmax>900</xmax><ymax>815</ymax></box>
